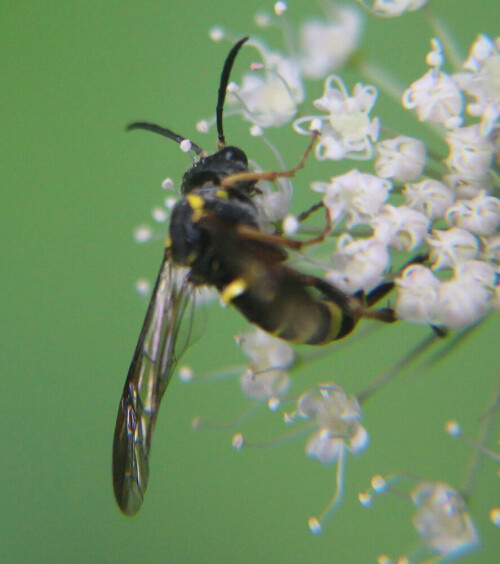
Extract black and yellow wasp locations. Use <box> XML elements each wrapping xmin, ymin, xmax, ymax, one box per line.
<box><xmin>113</xmin><ymin>37</ymin><xmax>407</xmax><ymax>515</ymax></box>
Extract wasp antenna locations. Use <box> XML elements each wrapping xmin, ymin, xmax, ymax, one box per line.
<box><xmin>126</xmin><ymin>121</ymin><xmax>204</xmax><ymax>156</ymax></box>
<box><xmin>216</xmin><ymin>36</ymin><xmax>249</xmax><ymax>150</ymax></box>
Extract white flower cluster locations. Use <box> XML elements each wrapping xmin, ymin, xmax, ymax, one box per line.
<box><xmin>291</xmin><ymin>32</ymin><xmax>499</xmax><ymax>331</ymax></box>
<box><xmin>200</xmin><ymin>7</ymin><xmax>499</xmax><ymax>333</ymax></box>
<box><xmin>394</xmin><ymin>37</ymin><xmax>500</xmax><ymax>330</ymax></box>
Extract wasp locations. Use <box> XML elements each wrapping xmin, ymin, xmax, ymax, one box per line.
<box><xmin>113</xmin><ymin>37</ymin><xmax>415</xmax><ymax>516</ymax></box>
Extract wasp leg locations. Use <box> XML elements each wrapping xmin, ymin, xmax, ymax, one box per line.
<box><xmin>312</xmin><ymin>276</ymin><xmax>397</xmax><ymax>324</ymax></box>
<box><xmin>345</xmin><ymin>254</ymin><xmax>430</xmax><ymax>324</ymax></box>
<box><xmin>236</xmin><ymin>210</ymin><xmax>333</xmax><ymax>252</ymax></box>
<box><xmin>220</xmin><ymin>130</ymin><xmax>320</xmax><ymax>189</ymax></box>
<box><xmin>292</xmin><ymin>208</ymin><xmax>333</xmax><ymax>248</ymax></box>
<box><xmin>360</xmin><ymin>254</ymin><xmax>446</xmax><ymax>336</ymax></box>
<box><xmin>296</xmin><ymin>201</ymin><xmax>325</xmax><ymax>223</ymax></box>
<box><xmin>361</xmin><ymin>253</ymin><xmax>429</xmax><ymax>308</ymax></box>
<box><xmin>235</xmin><ymin>224</ymin><xmax>303</xmax><ymax>250</ymax></box>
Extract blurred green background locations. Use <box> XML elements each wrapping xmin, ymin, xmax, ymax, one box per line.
<box><xmin>3</xmin><ymin>1</ymin><xmax>499</xmax><ymax>563</ymax></box>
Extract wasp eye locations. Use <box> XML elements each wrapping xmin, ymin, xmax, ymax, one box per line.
<box><xmin>222</xmin><ymin>146</ymin><xmax>248</xmax><ymax>165</ymax></box>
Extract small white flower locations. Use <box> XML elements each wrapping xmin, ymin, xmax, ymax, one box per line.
<box><xmin>240</xmin><ymin>328</ymin><xmax>294</xmax><ymax>371</ymax></box>
<box><xmin>178</xmin><ymin>366</ymin><xmax>194</xmax><ymax>383</ymax></box>
<box><xmin>228</xmin><ymin>43</ymin><xmax>304</xmax><ymax>128</ymax></box>
<box><xmin>151</xmin><ymin>207</ymin><xmax>168</xmax><ymax>223</ymax></box>
<box><xmin>375</xmin><ymin>135</ymin><xmax>426</xmax><ymax>182</ymax></box>
<box><xmin>445</xmin><ymin>420</ymin><xmax>462</xmax><ymax>437</ymax></box>
<box><xmin>306</xmin><ymin>432</ymin><xmax>344</xmax><ymax>464</ymax></box>
<box><xmin>232</xmin><ymin>433</ymin><xmax>245</xmax><ymax>451</ymax></box>
<box><xmin>196</xmin><ymin>120</ymin><xmax>210</xmax><ymax>133</ymax></box>
<box><xmin>298</xmin><ymin>384</ymin><xmax>368</xmax><ymax>465</ymax></box>
<box><xmin>312</xmin><ymin>169</ymin><xmax>392</xmax><ymax>228</ymax></box>
<box><xmin>446</xmin><ymin>190</ymin><xmax>500</xmax><ymax>236</ymax></box>
<box><xmin>348</xmin><ymin>425</ymin><xmax>370</xmax><ymax>453</ymax></box>
<box><xmin>253</xmin><ymin>177</ymin><xmax>292</xmax><ymax>225</ymax></box>
<box><xmin>358</xmin><ymin>492</ymin><xmax>373</xmax><ymax>507</ymax></box>
<box><xmin>403</xmin><ymin>40</ymin><xmax>463</xmax><ymax>125</ymax></box>
<box><xmin>161</xmin><ymin>177</ymin><xmax>174</xmax><ymax>190</ymax></box>
<box><xmin>164</xmin><ymin>197</ymin><xmax>178</xmax><ymax>210</ymax></box>
<box><xmin>294</xmin><ymin>77</ymin><xmax>379</xmax><ymax>160</ymax></box>
<box><xmin>412</xmin><ymin>482</ymin><xmax>479</xmax><ymax>557</ymax></box>
<box><xmin>426</xmin><ymin>227</ymin><xmax>479</xmax><ymax>270</ymax></box>
<box><xmin>371</xmin><ymin>475</ymin><xmax>388</xmax><ymax>493</ymax></box>
<box><xmin>453</xmin><ymin>35</ymin><xmax>500</xmax><ymax>135</ymax></box>
<box><xmin>403</xmin><ymin>179</ymin><xmax>455</xmax><ymax>220</ymax></box>
<box><xmin>371</xmin><ymin>0</ymin><xmax>429</xmax><ymax>17</ymax></box>
<box><xmin>480</xmin><ymin>233</ymin><xmax>500</xmax><ymax>261</ymax></box>
<box><xmin>133</xmin><ymin>225</ymin><xmax>153</xmax><ymax>243</ymax></box>
<box><xmin>426</xmin><ymin>37</ymin><xmax>445</xmax><ymax>68</ymax></box>
<box><xmin>209</xmin><ymin>27</ymin><xmax>224</xmax><ymax>42</ymax></box>
<box><xmin>240</xmin><ymin>368</ymin><xmax>290</xmax><ymax>401</ymax></box>
<box><xmin>249</xmin><ymin>124</ymin><xmax>264</xmax><ymax>137</ymax></box>
<box><xmin>135</xmin><ymin>279</ymin><xmax>151</xmax><ymax>296</ymax></box>
<box><xmin>462</xmin><ymin>34</ymin><xmax>497</xmax><ymax>73</ymax></box>
<box><xmin>180</xmin><ymin>139</ymin><xmax>192</xmax><ymax>152</ymax></box>
<box><xmin>326</xmin><ymin>235</ymin><xmax>390</xmax><ymax>294</ymax></box>
<box><xmin>443</xmin><ymin>170</ymin><xmax>493</xmax><ymax>199</ymax></box>
<box><xmin>274</xmin><ymin>1</ymin><xmax>287</xmax><ymax>16</ymax></box>
<box><xmin>490</xmin><ymin>509</ymin><xmax>500</xmax><ymax>528</ymax></box>
<box><xmin>395</xmin><ymin>264</ymin><xmax>441</xmax><ymax>324</ymax></box>
<box><xmin>372</xmin><ymin>204</ymin><xmax>430</xmax><ymax>251</ymax></box>
<box><xmin>444</xmin><ymin>124</ymin><xmax>494</xmax><ymax>180</ymax></box>
<box><xmin>238</xmin><ymin>328</ymin><xmax>293</xmax><ymax>401</ymax></box>
<box><xmin>436</xmin><ymin>275</ymin><xmax>492</xmax><ymax>330</ymax></box>
<box><xmin>403</xmin><ymin>67</ymin><xmax>463</xmax><ymax>125</ymax></box>
<box><xmin>456</xmin><ymin>259</ymin><xmax>497</xmax><ymax>288</ymax></box>
<box><xmin>299</xmin><ymin>6</ymin><xmax>363</xmax><ymax>79</ymax></box>
<box><xmin>282</xmin><ymin>214</ymin><xmax>299</xmax><ymax>235</ymax></box>
<box><xmin>233</xmin><ymin>74</ymin><xmax>299</xmax><ymax>127</ymax></box>
<box><xmin>254</xmin><ymin>11</ymin><xmax>271</xmax><ymax>28</ymax></box>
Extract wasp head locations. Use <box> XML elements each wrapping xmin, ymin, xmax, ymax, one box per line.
<box><xmin>181</xmin><ymin>145</ymin><xmax>256</xmax><ymax>197</ymax></box>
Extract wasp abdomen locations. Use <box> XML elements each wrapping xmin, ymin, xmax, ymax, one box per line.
<box><xmin>229</xmin><ymin>262</ymin><xmax>356</xmax><ymax>346</ymax></box>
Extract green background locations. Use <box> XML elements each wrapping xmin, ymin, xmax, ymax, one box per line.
<box><xmin>3</xmin><ymin>1</ymin><xmax>499</xmax><ymax>563</ymax></box>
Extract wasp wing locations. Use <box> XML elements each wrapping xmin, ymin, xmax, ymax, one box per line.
<box><xmin>112</xmin><ymin>252</ymin><xmax>195</xmax><ymax>515</ymax></box>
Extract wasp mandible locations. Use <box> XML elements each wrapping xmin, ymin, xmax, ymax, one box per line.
<box><xmin>113</xmin><ymin>37</ymin><xmax>410</xmax><ymax>516</ymax></box>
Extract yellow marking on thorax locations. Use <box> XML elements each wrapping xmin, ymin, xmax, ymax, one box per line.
<box><xmin>220</xmin><ymin>278</ymin><xmax>247</xmax><ymax>306</ymax></box>
<box><xmin>187</xmin><ymin>194</ymin><xmax>205</xmax><ymax>222</ymax></box>
<box><xmin>216</xmin><ymin>189</ymin><xmax>228</xmax><ymax>199</ymax></box>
